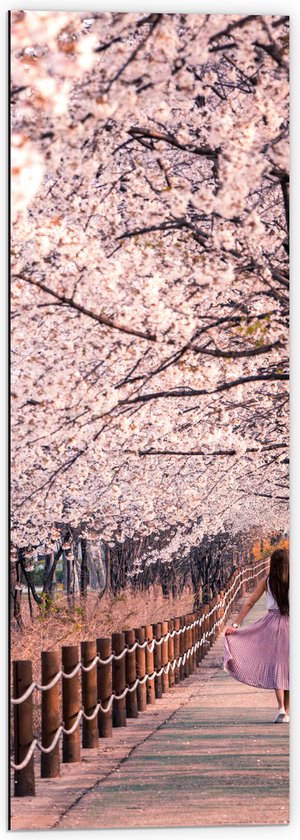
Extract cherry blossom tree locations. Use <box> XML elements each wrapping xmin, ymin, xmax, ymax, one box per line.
<box><xmin>10</xmin><ymin>11</ymin><xmax>289</xmax><ymax>602</ymax></box>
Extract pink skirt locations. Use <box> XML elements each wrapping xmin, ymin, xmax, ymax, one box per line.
<box><xmin>223</xmin><ymin>609</ymin><xmax>289</xmax><ymax>690</ymax></box>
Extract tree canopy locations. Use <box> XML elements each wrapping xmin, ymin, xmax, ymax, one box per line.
<box><xmin>11</xmin><ymin>11</ymin><xmax>289</xmax><ymax>570</ymax></box>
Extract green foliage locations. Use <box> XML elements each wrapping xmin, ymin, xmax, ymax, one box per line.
<box><xmin>234</xmin><ymin>315</ymin><xmax>271</xmax><ymax>343</ymax></box>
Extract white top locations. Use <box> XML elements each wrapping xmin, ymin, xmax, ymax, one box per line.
<box><xmin>266</xmin><ymin>578</ymin><xmax>279</xmax><ymax>611</ymax></box>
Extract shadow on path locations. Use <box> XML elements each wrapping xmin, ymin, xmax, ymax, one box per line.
<box><xmin>11</xmin><ymin>595</ymin><xmax>289</xmax><ymax>830</ymax></box>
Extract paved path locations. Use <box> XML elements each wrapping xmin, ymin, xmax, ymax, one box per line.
<box><xmin>11</xmin><ymin>595</ymin><xmax>289</xmax><ymax>830</ymax></box>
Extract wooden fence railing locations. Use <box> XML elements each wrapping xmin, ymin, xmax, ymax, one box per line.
<box><xmin>11</xmin><ymin>557</ymin><xmax>269</xmax><ymax>797</ymax></box>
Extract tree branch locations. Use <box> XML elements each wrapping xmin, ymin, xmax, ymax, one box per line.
<box><xmin>14</xmin><ymin>273</ymin><xmax>157</xmax><ymax>342</ymax></box>
<box><xmin>192</xmin><ymin>340</ymin><xmax>283</xmax><ymax>359</ymax></box>
<box><xmin>107</xmin><ymin>14</ymin><xmax>161</xmax><ymax>90</ymax></box>
<box><xmin>128</xmin><ymin>126</ymin><xmax>219</xmax><ymax>159</ymax></box>
<box><xmin>209</xmin><ymin>15</ymin><xmax>258</xmax><ymax>43</ymax></box>
<box><xmin>124</xmin><ymin>442</ymin><xmax>288</xmax><ymax>457</ymax></box>
<box><xmin>119</xmin><ymin>373</ymin><xmax>289</xmax><ymax>406</ymax></box>
<box><xmin>116</xmin><ymin>217</ymin><xmax>209</xmax><ymax>246</ymax></box>
<box><xmin>253</xmin><ymin>39</ymin><xmax>288</xmax><ymax>70</ymax></box>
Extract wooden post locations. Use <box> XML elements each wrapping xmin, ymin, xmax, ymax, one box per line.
<box><xmin>189</xmin><ymin>613</ymin><xmax>195</xmax><ymax>674</ymax></box>
<box><xmin>197</xmin><ymin>609</ymin><xmax>201</xmax><ymax>661</ymax></box>
<box><xmin>143</xmin><ymin>625</ymin><xmax>155</xmax><ymax>705</ymax></box>
<box><xmin>219</xmin><ymin>591</ymin><xmax>225</xmax><ymax>633</ymax></box>
<box><xmin>196</xmin><ymin>610</ymin><xmax>201</xmax><ymax>664</ymax></box>
<box><xmin>96</xmin><ymin>637</ymin><xmax>112</xmax><ymax>738</ymax></box>
<box><xmin>62</xmin><ymin>645</ymin><xmax>80</xmax><ymax>763</ymax></box>
<box><xmin>13</xmin><ymin>660</ymin><xmax>35</xmax><ymax>796</ymax></box>
<box><xmin>41</xmin><ymin>650</ymin><xmax>60</xmax><ymax>778</ymax></box>
<box><xmin>208</xmin><ymin>599</ymin><xmax>213</xmax><ymax>645</ymax></box>
<box><xmin>153</xmin><ymin>623</ymin><xmax>163</xmax><ymax>698</ymax></box>
<box><xmin>135</xmin><ymin>627</ymin><xmax>147</xmax><ymax>711</ymax></box>
<box><xmin>202</xmin><ymin>605</ymin><xmax>209</xmax><ymax>657</ymax></box>
<box><xmin>223</xmin><ymin>589</ymin><xmax>228</xmax><ymax>624</ymax></box>
<box><xmin>212</xmin><ymin>596</ymin><xmax>218</xmax><ymax>643</ymax></box>
<box><xmin>248</xmin><ymin>564</ymin><xmax>254</xmax><ymax>591</ymax></box>
<box><xmin>190</xmin><ymin>613</ymin><xmax>196</xmax><ymax>671</ymax></box>
<box><xmin>212</xmin><ymin>599</ymin><xmax>217</xmax><ymax>642</ymax></box>
<box><xmin>214</xmin><ymin>593</ymin><xmax>221</xmax><ymax>641</ymax></box>
<box><xmin>179</xmin><ymin>616</ymin><xmax>185</xmax><ymax>680</ymax></box>
<box><xmin>198</xmin><ymin>609</ymin><xmax>203</xmax><ymax>664</ymax></box>
<box><xmin>211</xmin><ymin>600</ymin><xmax>216</xmax><ymax>644</ymax></box>
<box><xmin>188</xmin><ymin>613</ymin><xmax>193</xmax><ymax>674</ymax></box>
<box><xmin>81</xmin><ymin>640</ymin><xmax>99</xmax><ymax>749</ymax></box>
<box><xmin>174</xmin><ymin>618</ymin><xmax>181</xmax><ymax>682</ymax></box>
<box><xmin>232</xmin><ymin>573</ymin><xmax>236</xmax><ymax>611</ymax></box>
<box><xmin>218</xmin><ymin>589</ymin><xmax>224</xmax><ymax>634</ymax></box>
<box><xmin>234</xmin><ymin>574</ymin><xmax>239</xmax><ymax>603</ymax></box>
<box><xmin>196</xmin><ymin>609</ymin><xmax>203</xmax><ymax>665</ymax></box>
<box><xmin>161</xmin><ymin>620</ymin><xmax>169</xmax><ymax>692</ymax></box>
<box><xmin>232</xmin><ymin>572</ymin><xmax>237</xmax><ymax>610</ymax></box>
<box><xmin>191</xmin><ymin>613</ymin><xmax>196</xmax><ymax>671</ymax></box>
<box><xmin>195</xmin><ymin>612</ymin><xmax>199</xmax><ymax>667</ymax></box>
<box><xmin>227</xmin><ymin>575</ymin><xmax>232</xmax><ymax>614</ymax></box>
<box><xmin>124</xmin><ymin>629</ymin><xmax>138</xmax><ymax>718</ymax></box>
<box><xmin>112</xmin><ymin>632</ymin><xmax>126</xmax><ymax>727</ymax></box>
<box><xmin>184</xmin><ymin>614</ymin><xmax>190</xmax><ymax>677</ymax></box>
<box><xmin>168</xmin><ymin>619</ymin><xmax>175</xmax><ymax>687</ymax></box>
<box><xmin>191</xmin><ymin>613</ymin><xmax>196</xmax><ymax>669</ymax></box>
<box><xmin>232</xmin><ymin>576</ymin><xmax>237</xmax><ymax>610</ymax></box>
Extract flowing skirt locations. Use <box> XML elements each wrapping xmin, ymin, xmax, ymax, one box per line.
<box><xmin>223</xmin><ymin>609</ymin><xmax>289</xmax><ymax>690</ymax></box>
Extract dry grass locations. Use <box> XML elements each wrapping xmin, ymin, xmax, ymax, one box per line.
<box><xmin>11</xmin><ymin>583</ymin><xmax>195</xmax><ymax>684</ymax></box>
<box><xmin>12</xmin><ymin>541</ymin><xmax>287</xmax><ymax>676</ymax></box>
<box><xmin>10</xmin><ymin>546</ymin><xmax>287</xmax><ymax>743</ymax></box>
<box><xmin>11</xmin><ymin>584</ymin><xmax>196</xmax><ymax>740</ymax></box>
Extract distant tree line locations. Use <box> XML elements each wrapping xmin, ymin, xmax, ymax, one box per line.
<box><xmin>10</xmin><ymin>523</ymin><xmax>282</xmax><ymax>629</ymax></box>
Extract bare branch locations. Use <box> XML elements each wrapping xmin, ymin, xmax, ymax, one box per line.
<box><xmin>119</xmin><ymin>373</ymin><xmax>289</xmax><ymax>406</ymax></box>
<box><xmin>209</xmin><ymin>15</ymin><xmax>258</xmax><ymax>43</ymax></box>
<box><xmin>128</xmin><ymin>126</ymin><xmax>219</xmax><ymax>159</ymax></box>
<box><xmin>192</xmin><ymin>340</ymin><xmax>284</xmax><ymax>359</ymax></box>
<box><xmin>127</xmin><ymin>441</ymin><xmax>288</xmax><ymax>457</ymax></box>
<box><xmin>14</xmin><ymin>273</ymin><xmax>157</xmax><ymax>342</ymax></box>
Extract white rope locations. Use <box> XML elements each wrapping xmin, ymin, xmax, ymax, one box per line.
<box><xmin>11</xmin><ymin>739</ymin><xmax>38</xmax><ymax>771</ymax></box>
<box><xmin>36</xmin><ymin>671</ymin><xmax>62</xmax><ymax>690</ymax></box>
<box><xmin>61</xmin><ymin>662</ymin><xmax>82</xmax><ymax>680</ymax></box>
<box><xmin>11</xmin><ymin>648</ymin><xmax>196</xmax><ymax>770</ymax></box>
<box><xmin>11</xmin><ymin>683</ymin><xmax>38</xmax><ymax>704</ymax></box>
<box><xmin>14</xmin><ymin>557</ymin><xmax>269</xmax><ymax>701</ymax></box>
<box><xmin>11</xmin><ymin>559</ymin><xmax>267</xmax><ymax>711</ymax></box>
<box><xmin>37</xmin><ymin>726</ymin><xmax>63</xmax><ymax>754</ymax></box>
<box><xmin>81</xmin><ymin>655</ymin><xmax>100</xmax><ymax>673</ymax></box>
<box><xmin>11</xmin><ymin>561</ymin><xmax>266</xmax><ymax>775</ymax></box>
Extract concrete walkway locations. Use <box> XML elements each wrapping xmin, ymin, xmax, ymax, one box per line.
<box><xmin>11</xmin><ymin>595</ymin><xmax>289</xmax><ymax>830</ymax></box>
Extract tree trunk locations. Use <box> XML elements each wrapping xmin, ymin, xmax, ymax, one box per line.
<box><xmin>11</xmin><ymin>559</ymin><xmax>23</xmax><ymax>629</ymax></box>
<box><xmin>42</xmin><ymin>546</ymin><xmax>63</xmax><ymax>599</ymax></box>
<box><xmin>18</xmin><ymin>548</ymin><xmax>42</xmax><ymax>606</ymax></box>
<box><xmin>80</xmin><ymin>538</ymin><xmax>89</xmax><ymax>597</ymax></box>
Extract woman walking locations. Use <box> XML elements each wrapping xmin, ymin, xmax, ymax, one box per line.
<box><xmin>224</xmin><ymin>548</ymin><xmax>289</xmax><ymax>723</ymax></box>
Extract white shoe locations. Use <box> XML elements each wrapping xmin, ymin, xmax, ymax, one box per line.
<box><xmin>283</xmin><ymin>714</ymin><xmax>289</xmax><ymax>723</ymax></box>
<box><xmin>273</xmin><ymin>708</ymin><xmax>286</xmax><ymax>723</ymax></box>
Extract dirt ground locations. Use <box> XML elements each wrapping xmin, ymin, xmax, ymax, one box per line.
<box><xmin>10</xmin><ymin>594</ymin><xmax>289</xmax><ymax>830</ymax></box>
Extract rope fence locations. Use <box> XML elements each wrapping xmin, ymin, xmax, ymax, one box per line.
<box><xmin>11</xmin><ymin>557</ymin><xmax>268</xmax><ymax>796</ymax></box>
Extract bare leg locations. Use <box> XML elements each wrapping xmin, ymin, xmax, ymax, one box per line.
<box><xmin>275</xmin><ymin>688</ymin><xmax>284</xmax><ymax>709</ymax></box>
<box><xmin>284</xmin><ymin>690</ymin><xmax>289</xmax><ymax>715</ymax></box>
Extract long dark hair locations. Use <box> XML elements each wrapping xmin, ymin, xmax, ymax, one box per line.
<box><xmin>268</xmin><ymin>549</ymin><xmax>289</xmax><ymax>615</ymax></box>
